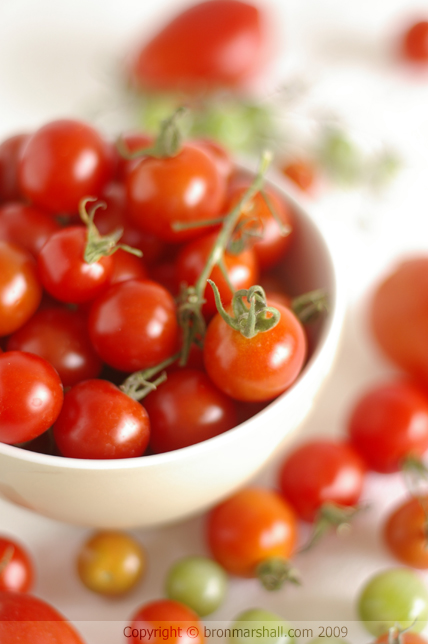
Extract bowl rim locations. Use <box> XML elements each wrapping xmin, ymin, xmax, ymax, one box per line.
<box><xmin>0</xmin><ymin>170</ymin><xmax>346</xmax><ymax>471</ymax></box>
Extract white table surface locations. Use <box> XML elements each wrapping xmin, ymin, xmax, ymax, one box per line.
<box><xmin>1</xmin><ymin>0</ymin><xmax>428</xmax><ymax>642</ymax></box>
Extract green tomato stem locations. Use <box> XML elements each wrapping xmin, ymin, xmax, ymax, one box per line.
<box><xmin>256</xmin><ymin>557</ymin><xmax>300</xmax><ymax>591</ymax></box>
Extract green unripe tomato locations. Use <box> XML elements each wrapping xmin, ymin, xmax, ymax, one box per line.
<box><xmin>358</xmin><ymin>567</ymin><xmax>428</xmax><ymax>636</ymax></box>
<box><xmin>229</xmin><ymin>608</ymin><xmax>294</xmax><ymax>644</ymax></box>
<box><xmin>165</xmin><ymin>555</ymin><xmax>227</xmax><ymax>616</ymax></box>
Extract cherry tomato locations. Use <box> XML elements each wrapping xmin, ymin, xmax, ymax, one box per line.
<box><xmin>38</xmin><ymin>226</ymin><xmax>113</xmax><ymax>304</ymax></box>
<box><xmin>53</xmin><ymin>379</ymin><xmax>150</xmax><ymax>459</ymax></box>
<box><xmin>176</xmin><ymin>231</ymin><xmax>259</xmax><ymax>318</ymax></box>
<box><xmin>230</xmin><ymin>609</ymin><xmax>294</xmax><ymax>644</ymax></box>
<box><xmin>88</xmin><ymin>279</ymin><xmax>178</xmax><ymax>373</ymax></box>
<box><xmin>370</xmin><ymin>257</ymin><xmax>428</xmax><ymax>384</ymax></box>
<box><xmin>0</xmin><ymin>591</ymin><xmax>86</xmax><ymax>644</ymax></box>
<box><xmin>0</xmin><ymin>202</ymin><xmax>60</xmax><ymax>257</ymax></box>
<box><xmin>203</xmin><ymin>301</ymin><xmax>306</xmax><ymax>402</ymax></box>
<box><xmin>0</xmin><ymin>241</ymin><xmax>42</xmax><ymax>336</ymax></box>
<box><xmin>206</xmin><ymin>487</ymin><xmax>297</xmax><ymax>578</ymax></box>
<box><xmin>0</xmin><ymin>536</ymin><xmax>34</xmax><ymax>593</ymax></box>
<box><xmin>0</xmin><ymin>351</ymin><xmax>63</xmax><ymax>444</ymax></box>
<box><xmin>149</xmin><ymin>259</ymin><xmax>180</xmax><ymax>297</ymax></box>
<box><xmin>281</xmin><ymin>159</ymin><xmax>316</xmax><ymax>192</ymax></box>
<box><xmin>109</xmin><ymin>249</ymin><xmax>148</xmax><ymax>285</ymax></box>
<box><xmin>129</xmin><ymin>0</ymin><xmax>268</xmax><ymax>91</ymax></box>
<box><xmin>377</xmin><ymin>634</ymin><xmax>428</xmax><ymax>644</ymax></box>
<box><xmin>115</xmin><ymin>132</ymin><xmax>154</xmax><ymax>180</ymax></box>
<box><xmin>347</xmin><ymin>380</ymin><xmax>428</xmax><ymax>473</ymax></box>
<box><xmin>278</xmin><ymin>439</ymin><xmax>366</xmax><ymax>523</ymax></box>
<box><xmin>127</xmin><ymin>598</ymin><xmax>204</xmax><ymax>644</ymax></box>
<box><xmin>144</xmin><ymin>368</ymin><xmax>238</xmax><ymax>453</ymax></box>
<box><xmin>193</xmin><ymin>139</ymin><xmax>234</xmax><ymax>181</ymax></box>
<box><xmin>358</xmin><ymin>568</ymin><xmax>428</xmax><ymax>636</ymax></box>
<box><xmin>165</xmin><ymin>556</ymin><xmax>228</xmax><ymax>617</ymax></box>
<box><xmin>402</xmin><ymin>21</ymin><xmax>428</xmax><ymax>62</ymax></box>
<box><xmin>383</xmin><ymin>496</ymin><xmax>428</xmax><ymax>569</ymax></box>
<box><xmin>18</xmin><ymin>119</ymin><xmax>115</xmax><ymax>215</ymax></box>
<box><xmin>77</xmin><ymin>530</ymin><xmax>146</xmax><ymax>595</ymax></box>
<box><xmin>0</xmin><ymin>133</ymin><xmax>29</xmax><ymax>202</ymax></box>
<box><xmin>94</xmin><ymin>182</ymin><xmax>168</xmax><ymax>265</ymax></box>
<box><xmin>7</xmin><ymin>307</ymin><xmax>103</xmax><ymax>387</ymax></box>
<box><xmin>226</xmin><ymin>184</ymin><xmax>293</xmax><ymax>270</ymax></box>
<box><xmin>126</xmin><ymin>144</ymin><xmax>227</xmax><ymax>243</ymax></box>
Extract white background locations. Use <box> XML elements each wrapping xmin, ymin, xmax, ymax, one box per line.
<box><xmin>1</xmin><ymin>0</ymin><xmax>428</xmax><ymax>642</ymax></box>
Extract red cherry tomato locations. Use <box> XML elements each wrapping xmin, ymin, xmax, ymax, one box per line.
<box><xmin>277</xmin><ymin>439</ymin><xmax>366</xmax><ymax>523</ymax></box>
<box><xmin>281</xmin><ymin>159</ymin><xmax>316</xmax><ymax>192</ymax></box>
<box><xmin>0</xmin><ymin>202</ymin><xmax>60</xmax><ymax>257</ymax></box>
<box><xmin>88</xmin><ymin>279</ymin><xmax>179</xmax><ymax>373</ymax></box>
<box><xmin>109</xmin><ymin>249</ymin><xmax>147</xmax><ymax>285</ymax></box>
<box><xmin>18</xmin><ymin>119</ymin><xmax>115</xmax><ymax>215</ymax></box>
<box><xmin>94</xmin><ymin>182</ymin><xmax>168</xmax><ymax>266</ymax></box>
<box><xmin>206</xmin><ymin>487</ymin><xmax>297</xmax><ymax>577</ymax></box>
<box><xmin>0</xmin><ymin>133</ymin><xmax>29</xmax><ymax>202</ymax></box>
<box><xmin>38</xmin><ymin>226</ymin><xmax>113</xmax><ymax>304</ymax></box>
<box><xmin>0</xmin><ymin>591</ymin><xmax>86</xmax><ymax>644</ymax></box>
<box><xmin>129</xmin><ymin>0</ymin><xmax>268</xmax><ymax>91</ymax></box>
<box><xmin>402</xmin><ymin>20</ymin><xmax>428</xmax><ymax>62</ymax></box>
<box><xmin>0</xmin><ymin>351</ymin><xmax>63</xmax><ymax>444</ymax></box>
<box><xmin>7</xmin><ymin>307</ymin><xmax>103</xmax><ymax>387</ymax></box>
<box><xmin>226</xmin><ymin>183</ymin><xmax>293</xmax><ymax>270</ymax></box>
<box><xmin>126</xmin><ymin>144</ymin><xmax>227</xmax><ymax>244</ymax></box>
<box><xmin>0</xmin><ymin>537</ymin><xmax>34</xmax><ymax>593</ymax></box>
<box><xmin>144</xmin><ymin>368</ymin><xmax>238</xmax><ymax>453</ymax></box>
<box><xmin>193</xmin><ymin>139</ymin><xmax>234</xmax><ymax>181</ymax></box>
<box><xmin>127</xmin><ymin>599</ymin><xmax>204</xmax><ymax>644</ymax></box>
<box><xmin>383</xmin><ymin>496</ymin><xmax>428</xmax><ymax>568</ymax></box>
<box><xmin>115</xmin><ymin>132</ymin><xmax>154</xmax><ymax>180</ymax></box>
<box><xmin>176</xmin><ymin>231</ymin><xmax>259</xmax><ymax>318</ymax></box>
<box><xmin>203</xmin><ymin>301</ymin><xmax>306</xmax><ymax>401</ymax></box>
<box><xmin>347</xmin><ymin>380</ymin><xmax>428</xmax><ymax>473</ymax></box>
<box><xmin>371</xmin><ymin>257</ymin><xmax>428</xmax><ymax>384</ymax></box>
<box><xmin>149</xmin><ymin>259</ymin><xmax>180</xmax><ymax>297</ymax></box>
<box><xmin>53</xmin><ymin>379</ymin><xmax>150</xmax><ymax>460</ymax></box>
<box><xmin>0</xmin><ymin>241</ymin><xmax>42</xmax><ymax>336</ymax></box>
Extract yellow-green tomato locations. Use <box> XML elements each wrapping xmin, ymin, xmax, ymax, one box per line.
<box><xmin>229</xmin><ymin>608</ymin><xmax>294</xmax><ymax>644</ymax></box>
<box><xmin>358</xmin><ymin>568</ymin><xmax>428</xmax><ymax>636</ymax></box>
<box><xmin>165</xmin><ymin>556</ymin><xmax>227</xmax><ymax>616</ymax></box>
<box><xmin>77</xmin><ymin>530</ymin><xmax>145</xmax><ymax>596</ymax></box>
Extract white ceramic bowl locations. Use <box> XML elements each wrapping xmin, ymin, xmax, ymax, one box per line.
<box><xmin>0</xmin><ymin>170</ymin><xmax>345</xmax><ymax>528</ymax></box>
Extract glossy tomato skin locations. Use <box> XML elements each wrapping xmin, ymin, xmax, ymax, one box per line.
<box><xmin>371</xmin><ymin>257</ymin><xmax>428</xmax><ymax>384</ymax></box>
<box><xmin>129</xmin><ymin>0</ymin><xmax>267</xmax><ymax>91</ymax></box>
<box><xmin>0</xmin><ymin>351</ymin><xmax>63</xmax><ymax>445</ymax></box>
<box><xmin>278</xmin><ymin>439</ymin><xmax>366</xmax><ymax>523</ymax></box>
<box><xmin>192</xmin><ymin>139</ymin><xmax>234</xmax><ymax>181</ymax></box>
<box><xmin>128</xmin><ymin>598</ymin><xmax>204</xmax><ymax>644</ymax></box>
<box><xmin>402</xmin><ymin>21</ymin><xmax>428</xmax><ymax>62</ymax></box>
<box><xmin>207</xmin><ymin>487</ymin><xmax>297</xmax><ymax>577</ymax></box>
<box><xmin>88</xmin><ymin>279</ymin><xmax>178</xmax><ymax>373</ymax></box>
<box><xmin>0</xmin><ymin>202</ymin><xmax>60</xmax><ymax>257</ymax></box>
<box><xmin>0</xmin><ymin>536</ymin><xmax>34</xmax><ymax>593</ymax></box>
<box><xmin>144</xmin><ymin>368</ymin><xmax>238</xmax><ymax>453</ymax></box>
<box><xmin>109</xmin><ymin>249</ymin><xmax>148</xmax><ymax>286</ymax></box>
<box><xmin>203</xmin><ymin>301</ymin><xmax>306</xmax><ymax>402</ymax></box>
<box><xmin>7</xmin><ymin>307</ymin><xmax>103</xmax><ymax>387</ymax></box>
<box><xmin>226</xmin><ymin>184</ymin><xmax>293</xmax><ymax>270</ymax></box>
<box><xmin>347</xmin><ymin>380</ymin><xmax>428</xmax><ymax>473</ymax></box>
<box><xmin>18</xmin><ymin>119</ymin><xmax>115</xmax><ymax>215</ymax></box>
<box><xmin>0</xmin><ymin>241</ymin><xmax>42</xmax><ymax>336</ymax></box>
<box><xmin>115</xmin><ymin>132</ymin><xmax>154</xmax><ymax>180</ymax></box>
<box><xmin>0</xmin><ymin>591</ymin><xmax>86</xmax><ymax>644</ymax></box>
<box><xmin>176</xmin><ymin>231</ymin><xmax>259</xmax><ymax>318</ymax></box>
<box><xmin>384</xmin><ymin>496</ymin><xmax>428</xmax><ymax>568</ymax></box>
<box><xmin>126</xmin><ymin>144</ymin><xmax>227</xmax><ymax>244</ymax></box>
<box><xmin>0</xmin><ymin>134</ymin><xmax>29</xmax><ymax>202</ymax></box>
<box><xmin>38</xmin><ymin>226</ymin><xmax>113</xmax><ymax>304</ymax></box>
<box><xmin>53</xmin><ymin>379</ymin><xmax>150</xmax><ymax>460</ymax></box>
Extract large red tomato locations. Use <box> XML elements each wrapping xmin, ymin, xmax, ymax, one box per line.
<box><xmin>129</xmin><ymin>0</ymin><xmax>269</xmax><ymax>91</ymax></box>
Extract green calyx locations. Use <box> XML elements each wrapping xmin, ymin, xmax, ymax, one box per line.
<box><xmin>208</xmin><ymin>281</ymin><xmax>280</xmax><ymax>339</ymax></box>
<box><xmin>79</xmin><ymin>197</ymin><xmax>142</xmax><ymax>264</ymax></box>
<box><xmin>256</xmin><ymin>557</ymin><xmax>300</xmax><ymax>591</ymax></box>
<box><xmin>120</xmin><ymin>352</ymin><xmax>181</xmax><ymax>401</ymax></box>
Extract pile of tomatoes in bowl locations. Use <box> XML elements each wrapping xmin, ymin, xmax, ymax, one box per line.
<box><xmin>0</xmin><ymin>106</ymin><xmax>341</xmax><ymax>528</ymax></box>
